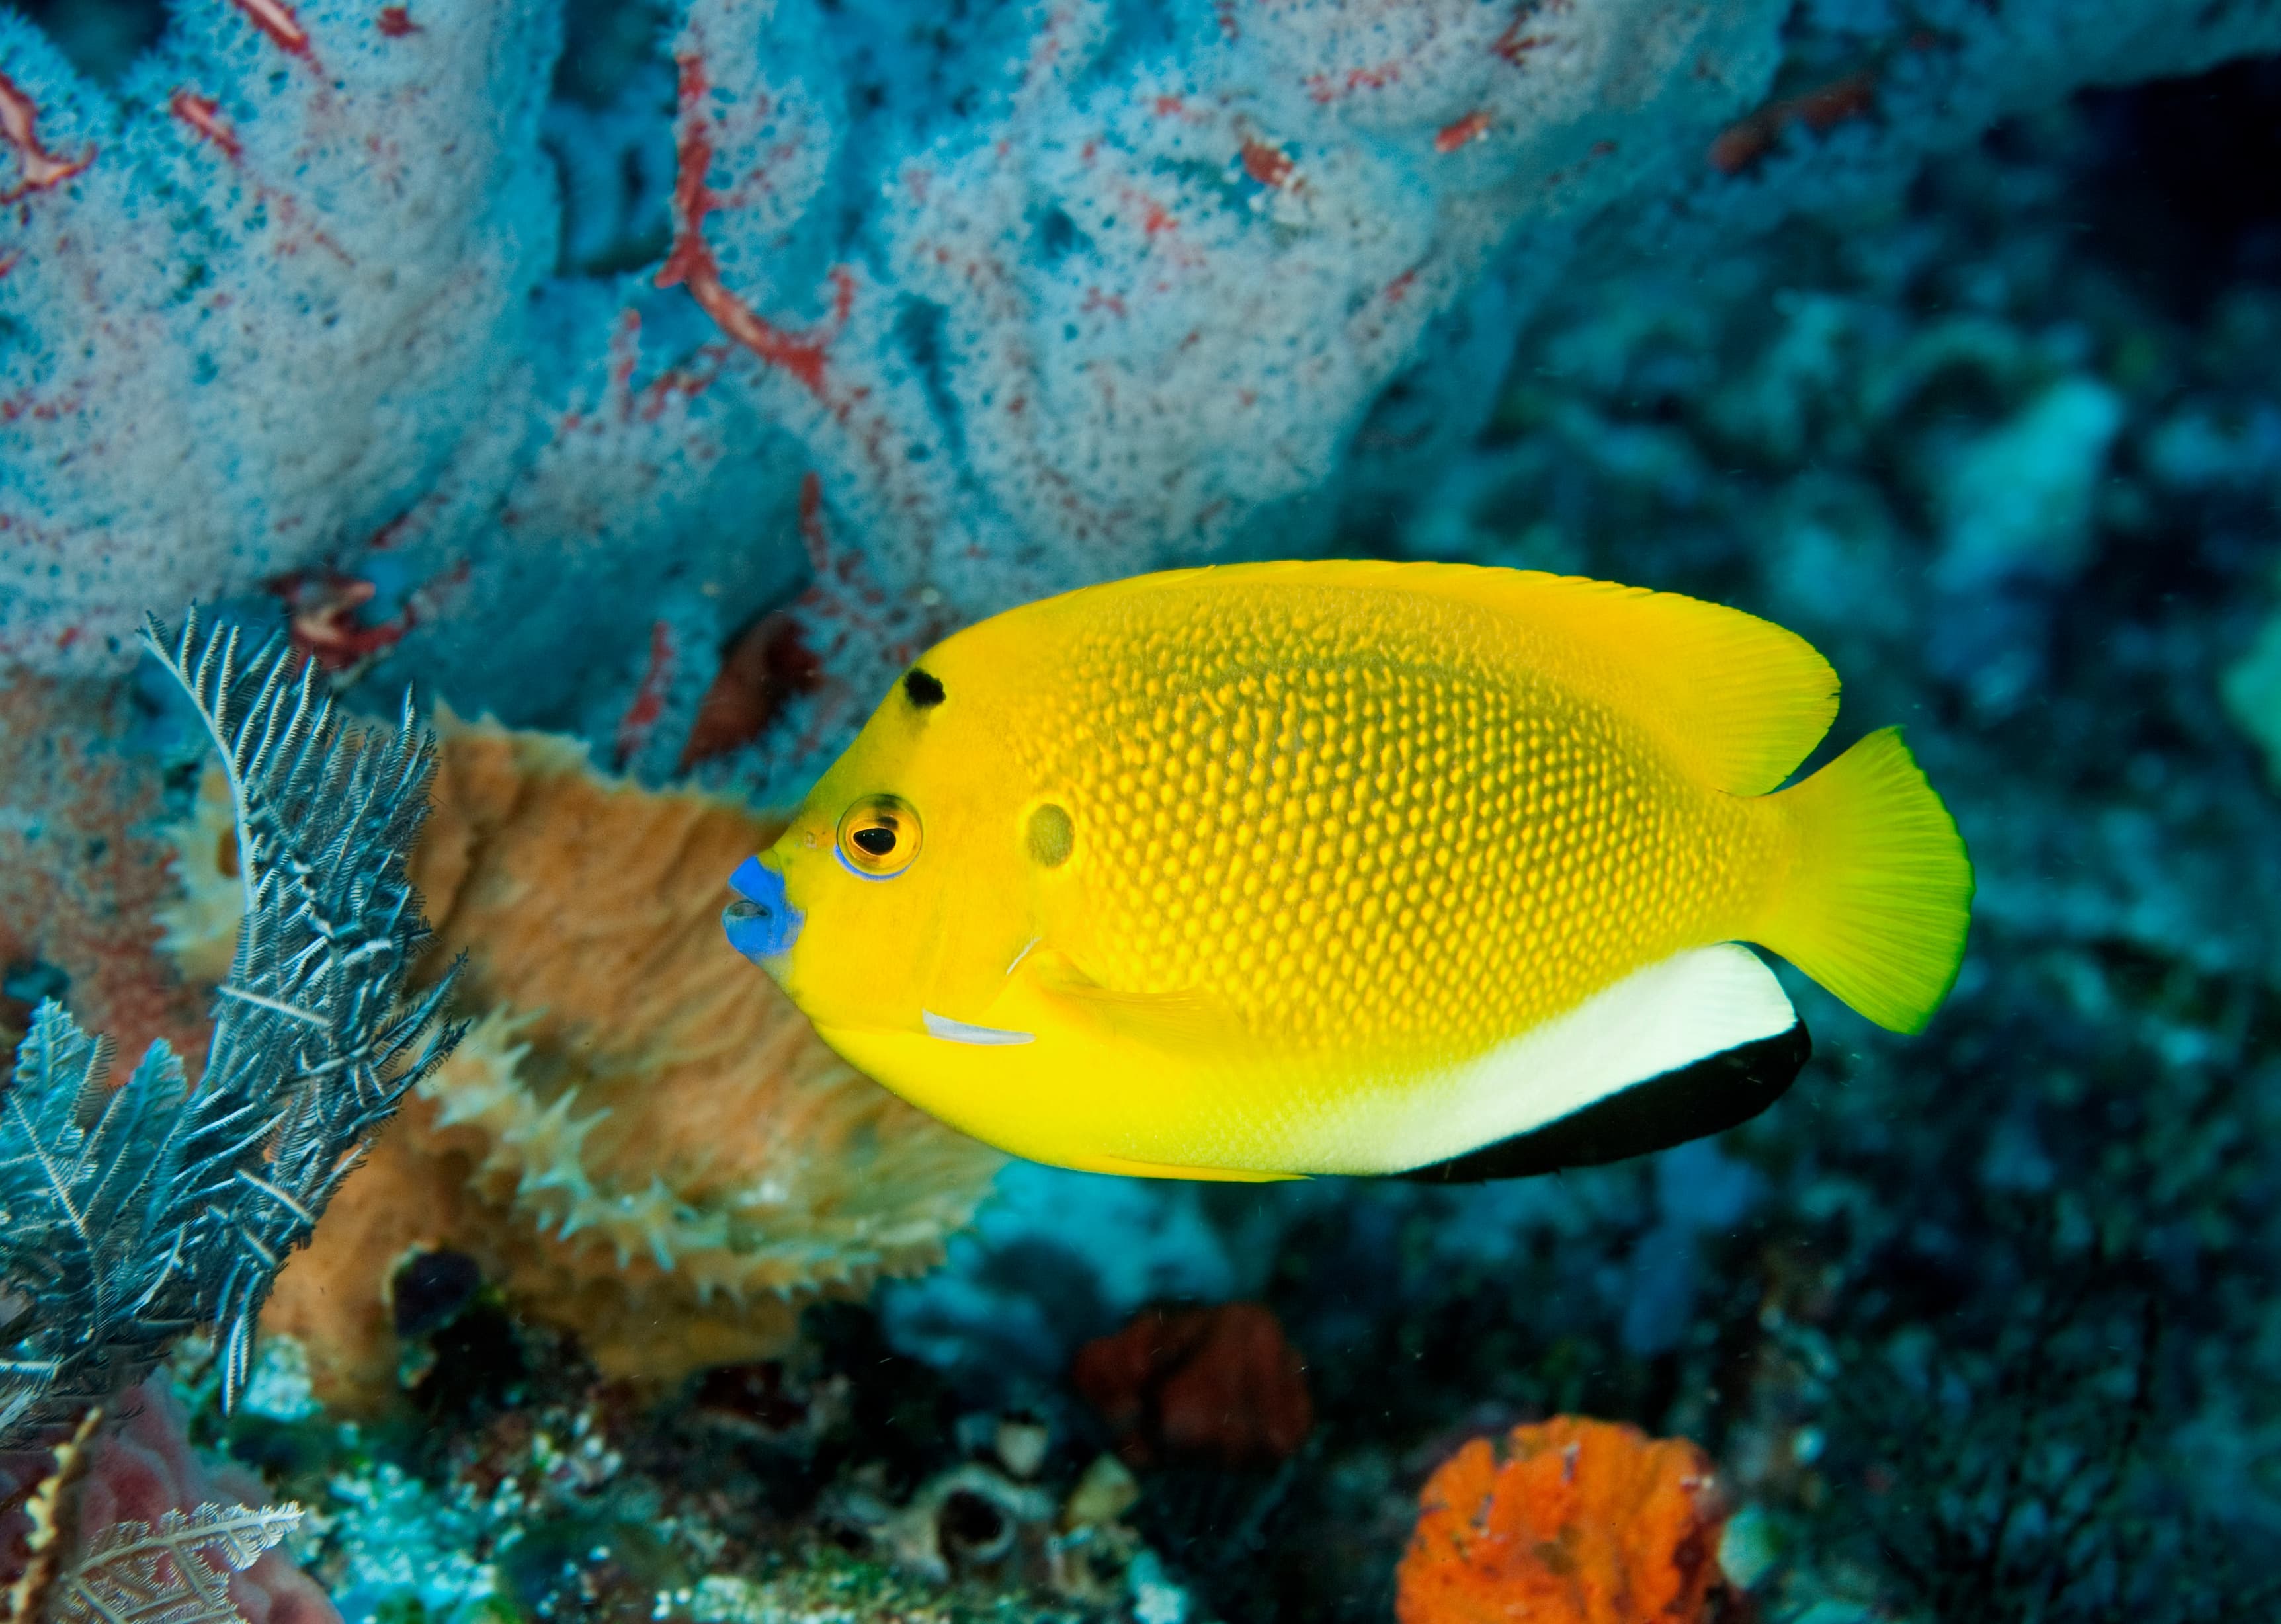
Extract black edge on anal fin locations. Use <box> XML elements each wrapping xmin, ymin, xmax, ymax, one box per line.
<box><xmin>1396</xmin><ymin>1019</ymin><xmax>1812</xmax><ymax>1184</ymax></box>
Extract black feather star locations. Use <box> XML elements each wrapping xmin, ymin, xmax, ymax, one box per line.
<box><xmin>0</xmin><ymin>611</ymin><xmax>463</xmax><ymax>1445</ymax></box>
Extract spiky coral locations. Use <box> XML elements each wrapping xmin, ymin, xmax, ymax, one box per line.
<box><xmin>169</xmin><ymin>717</ymin><xmax>1003</xmax><ymax>1399</ymax></box>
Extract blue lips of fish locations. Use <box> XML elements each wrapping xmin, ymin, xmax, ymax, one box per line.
<box><xmin>723</xmin><ymin>855</ymin><xmax>802</xmax><ymax>963</ymax></box>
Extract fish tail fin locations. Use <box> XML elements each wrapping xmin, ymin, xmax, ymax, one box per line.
<box><xmin>1757</xmin><ymin>727</ymin><xmax>1973</xmax><ymax>1033</ymax></box>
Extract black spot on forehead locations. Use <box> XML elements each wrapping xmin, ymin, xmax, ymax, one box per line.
<box><xmin>903</xmin><ymin>668</ymin><xmax>946</xmax><ymax>708</ymax></box>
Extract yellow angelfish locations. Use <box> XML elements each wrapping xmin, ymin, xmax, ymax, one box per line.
<box><xmin>722</xmin><ymin>562</ymin><xmax>1972</xmax><ymax>1182</ymax></box>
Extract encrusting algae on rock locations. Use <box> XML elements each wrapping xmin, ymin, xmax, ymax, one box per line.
<box><xmin>1396</xmin><ymin>1416</ymin><xmax>1728</xmax><ymax>1624</ymax></box>
<box><xmin>159</xmin><ymin>713</ymin><xmax>1005</xmax><ymax>1401</ymax></box>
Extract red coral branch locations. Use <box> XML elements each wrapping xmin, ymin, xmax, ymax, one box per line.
<box><xmin>680</xmin><ymin>611</ymin><xmax>822</xmax><ymax>770</ymax></box>
<box><xmin>220</xmin><ymin>0</ymin><xmax>329</xmax><ymax>83</ymax></box>
<box><xmin>266</xmin><ymin>556</ymin><xmax>461</xmax><ymax>672</ymax></box>
<box><xmin>1306</xmin><ymin>60</ymin><xmax>1405</xmax><ymax>104</ymax></box>
<box><xmin>376</xmin><ymin>5</ymin><xmax>419</xmax><ymax>38</ymax></box>
<box><xmin>614</xmin><ymin>618</ymin><xmax>679</xmax><ymax>768</ymax></box>
<box><xmin>1492</xmin><ymin>23</ymin><xmax>1548</xmax><ymax>67</ymax></box>
<box><xmin>777</xmin><ymin>471</ymin><xmax>954</xmax><ymax>763</ymax></box>
<box><xmin>0</xmin><ymin>384</ymin><xmax>83</xmax><ymax>424</ymax></box>
<box><xmin>1709</xmin><ymin>70</ymin><xmax>1876</xmax><ymax>175</ymax></box>
<box><xmin>657</xmin><ymin>49</ymin><xmax>850</xmax><ymax>399</ymax></box>
<box><xmin>166</xmin><ymin>86</ymin><xmax>352</xmax><ymax>264</ymax></box>
<box><xmin>1240</xmin><ymin>137</ymin><xmax>1294</xmax><ymax>188</ymax></box>
<box><xmin>0</xmin><ymin>72</ymin><xmax>95</xmax><ymax>204</ymax></box>
<box><xmin>1434</xmin><ymin>110</ymin><xmax>1492</xmax><ymax>153</ymax></box>
<box><xmin>558</xmin><ymin>311</ymin><xmax>726</xmax><ymax>438</ymax></box>
<box><xmin>169</xmin><ymin>91</ymin><xmax>243</xmax><ymax>161</ymax></box>
<box><xmin>796</xmin><ymin>469</ymin><xmax>835</xmax><ymax>575</ymax></box>
<box><xmin>229</xmin><ymin>0</ymin><xmax>313</xmax><ymax>58</ymax></box>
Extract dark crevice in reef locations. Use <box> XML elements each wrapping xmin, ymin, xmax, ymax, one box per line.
<box><xmin>2072</xmin><ymin>54</ymin><xmax>2281</xmax><ymax>317</ymax></box>
<box><xmin>17</xmin><ymin>0</ymin><xmax>164</xmax><ymax>85</ymax></box>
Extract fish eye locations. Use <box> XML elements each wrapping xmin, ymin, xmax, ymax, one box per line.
<box><xmin>836</xmin><ymin>794</ymin><xmax>922</xmax><ymax>879</ymax></box>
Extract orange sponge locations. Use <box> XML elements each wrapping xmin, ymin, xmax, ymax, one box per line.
<box><xmin>164</xmin><ymin>715</ymin><xmax>1004</xmax><ymax>1402</ymax></box>
<box><xmin>1396</xmin><ymin>1417</ymin><xmax>1727</xmax><ymax>1624</ymax></box>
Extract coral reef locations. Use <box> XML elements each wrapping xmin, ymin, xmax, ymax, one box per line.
<box><xmin>164</xmin><ymin>716</ymin><xmax>1006</xmax><ymax>1397</ymax></box>
<box><xmin>1780</xmin><ymin>1229</ymin><xmax>2281</xmax><ymax>1622</ymax></box>
<box><xmin>9</xmin><ymin>5</ymin><xmax>2281</xmax><ymax>1623</ymax></box>
<box><xmin>253</xmin><ymin>1299</ymin><xmax>1196</xmax><ymax>1623</ymax></box>
<box><xmin>878</xmin><ymin>1162</ymin><xmax>1283</xmax><ymax>1398</ymax></box>
<box><xmin>153</xmin><ymin>759</ymin><xmax>245</xmax><ymax>989</ymax></box>
<box><xmin>0</xmin><ymin>0</ymin><xmax>565</xmax><ymax>669</ymax></box>
<box><xmin>1395</xmin><ymin>1418</ymin><xmax>1726</xmax><ymax>1624</ymax></box>
<box><xmin>1072</xmin><ymin>1304</ymin><xmax>1312</xmax><ymax>1471</ymax></box>
<box><xmin>11</xmin><ymin>0</ymin><xmax>2281</xmax><ymax>793</ymax></box>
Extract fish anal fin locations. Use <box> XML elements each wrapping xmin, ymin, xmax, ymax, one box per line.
<box><xmin>1398</xmin><ymin>1020</ymin><xmax>1809</xmax><ymax>1183</ymax></box>
<box><xmin>1081</xmin><ymin>1152</ymin><xmax>1301</xmax><ymax>1184</ymax></box>
<box><xmin>1343</xmin><ymin>942</ymin><xmax>1796</xmax><ymax>1177</ymax></box>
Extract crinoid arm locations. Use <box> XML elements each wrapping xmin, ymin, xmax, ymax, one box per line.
<box><xmin>52</xmin><ymin>1502</ymin><xmax>302</xmax><ymax>1624</ymax></box>
<box><xmin>0</xmin><ymin>611</ymin><xmax>462</xmax><ymax>1445</ymax></box>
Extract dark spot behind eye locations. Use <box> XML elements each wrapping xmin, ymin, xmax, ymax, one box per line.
<box><xmin>903</xmin><ymin>668</ymin><xmax>946</xmax><ymax>708</ymax></box>
<box><xmin>1027</xmin><ymin>803</ymin><xmax>1073</xmax><ymax>867</ymax></box>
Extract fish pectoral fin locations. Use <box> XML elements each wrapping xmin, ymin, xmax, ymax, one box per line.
<box><xmin>1026</xmin><ymin>952</ymin><xmax>1247</xmax><ymax>1053</ymax></box>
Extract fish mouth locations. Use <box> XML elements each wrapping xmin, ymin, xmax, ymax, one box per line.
<box><xmin>722</xmin><ymin>855</ymin><xmax>803</xmax><ymax>964</ymax></box>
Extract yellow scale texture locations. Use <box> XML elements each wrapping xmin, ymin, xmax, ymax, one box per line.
<box><xmin>1014</xmin><ymin>583</ymin><xmax>1772</xmax><ymax>1065</ymax></box>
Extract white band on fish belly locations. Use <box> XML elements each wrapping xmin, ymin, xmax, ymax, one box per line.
<box><xmin>1319</xmin><ymin>942</ymin><xmax>1800</xmax><ymax>1174</ymax></box>
<box><xmin>923</xmin><ymin>1008</ymin><xmax>1036</xmax><ymax>1046</ymax></box>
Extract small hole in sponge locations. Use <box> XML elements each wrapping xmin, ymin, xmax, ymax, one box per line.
<box><xmin>392</xmin><ymin>1247</ymin><xmax>483</xmax><ymax>1339</ymax></box>
<box><xmin>940</xmin><ymin>1488</ymin><xmax>1013</xmax><ymax>1562</ymax></box>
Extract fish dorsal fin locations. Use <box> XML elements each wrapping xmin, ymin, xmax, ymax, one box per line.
<box><xmin>1176</xmin><ymin>561</ymin><xmax>1841</xmax><ymax>797</ymax></box>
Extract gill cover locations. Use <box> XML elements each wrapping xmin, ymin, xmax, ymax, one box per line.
<box><xmin>733</xmin><ymin>653</ymin><xmax>1044</xmax><ymax>1039</ymax></box>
